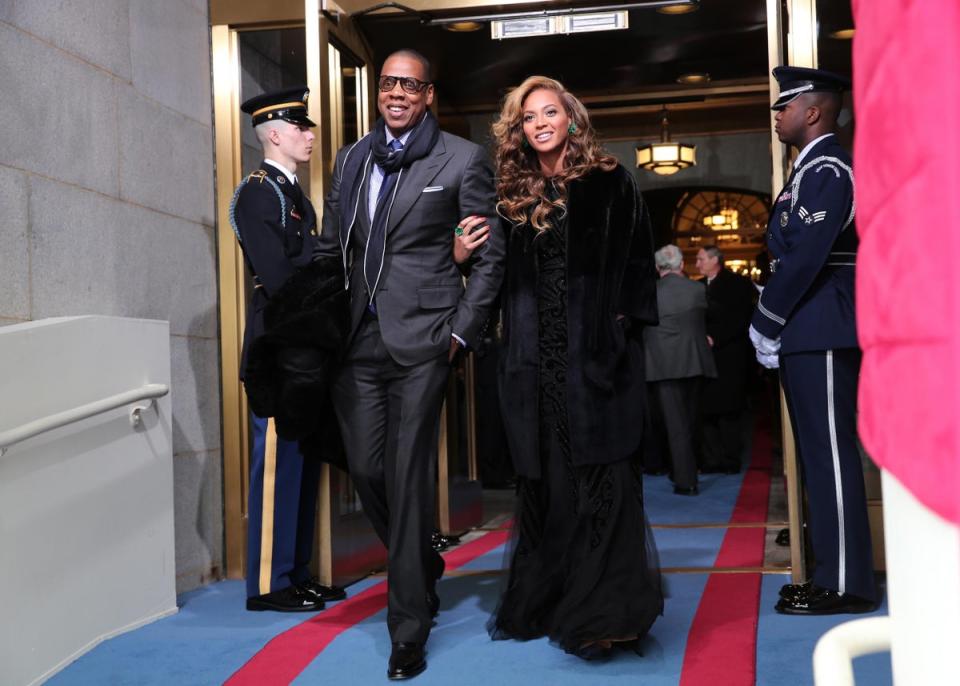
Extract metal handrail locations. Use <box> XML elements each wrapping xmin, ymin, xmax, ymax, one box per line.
<box><xmin>0</xmin><ymin>383</ymin><xmax>169</xmax><ymax>457</ymax></box>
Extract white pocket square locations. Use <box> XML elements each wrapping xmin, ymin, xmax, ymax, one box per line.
<box><xmin>422</xmin><ymin>185</ymin><xmax>444</xmax><ymax>193</ymax></box>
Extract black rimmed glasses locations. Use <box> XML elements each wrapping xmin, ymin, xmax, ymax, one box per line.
<box><xmin>378</xmin><ymin>74</ymin><xmax>432</xmax><ymax>94</ymax></box>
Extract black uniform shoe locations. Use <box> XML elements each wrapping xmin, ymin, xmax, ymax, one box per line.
<box><xmin>246</xmin><ymin>585</ymin><xmax>324</xmax><ymax>612</ymax></box>
<box><xmin>775</xmin><ymin>528</ymin><xmax>791</xmax><ymax>547</ymax></box>
<box><xmin>673</xmin><ymin>485</ymin><xmax>699</xmax><ymax>496</ymax></box>
<box><xmin>775</xmin><ymin>586</ymin><xmax>877</xmax><ymax>615</ymax></box>
<box><xmin>298</xmin><ymin>578</ymin><xmax>347</xmax><ymax>602</ymax></box>
<box><xmin>387</xmin><ymin>642</ymin><xmax>426</xmax><ymax>680</ymax></box>
<box><xmin>779</xmin><ymin>580</ymin><xmax>812</xmax><ymax>600</ymax></box>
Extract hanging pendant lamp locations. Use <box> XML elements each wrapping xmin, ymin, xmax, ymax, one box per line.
<box><xmin>636</xmin><ymin>107</ymin><xmax>696</xmax><ymax>175</ymax></box>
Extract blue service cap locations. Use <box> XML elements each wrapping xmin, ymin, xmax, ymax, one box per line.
<box><xmin>241</xmin><ymin>86</ymin><xmax>316</xmax><ymax>127</ymax></box>
<box><xmin>771</xmin><ymin>67</ymin><xmax>850</xmax><ymax>111</ymax></box>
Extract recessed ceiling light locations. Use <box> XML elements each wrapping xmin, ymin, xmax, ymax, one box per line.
<box><xmin>445</xmin><ymin>21</ymin><xmax>484</xmax><ymax>33</ymax></box>
<box><xmin>829</xmin><ymin>28</ymin><xmax>855</xmax><ymax>40</ymax></box>
<box><xmin>657</xmin><ymin>3</ymin><xmax>699</xmax><ymax>15</ymax></box>
<box><xmin>677</xmin><ymin>72</ymin><xmax>710</xmax><ymax>84</ymax></box>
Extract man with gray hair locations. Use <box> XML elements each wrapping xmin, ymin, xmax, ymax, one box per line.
<box><xmin>644</xmin><ymin>245</ymin><xmax>716</xmax><ymax>495</ymax></box>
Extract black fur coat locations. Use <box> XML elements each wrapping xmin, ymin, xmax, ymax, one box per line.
<box><xmin>498</xmin><ymin>164</ymin><xmax>658</xmax><ymax>478</ymax></box>
<box><xmin>244</xmin><ymin>256</ymin><xmax>350</xmax><ymax>467</ymax></box>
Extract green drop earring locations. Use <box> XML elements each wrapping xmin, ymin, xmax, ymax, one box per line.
<box><xmin>568</xmin><ymin>122</ymin><xmax>577</xmax><ymax>134</ymax></box>
<box><xmin>521</xmin><ymin>137</ymin><xmax>530</xmax><ymax>149</ymax></box>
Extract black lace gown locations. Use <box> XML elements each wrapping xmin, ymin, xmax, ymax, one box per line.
<box><xmin>489</xmin><ymin>212</ymin><xmax>663</xmax><ymax>654</ymax></box>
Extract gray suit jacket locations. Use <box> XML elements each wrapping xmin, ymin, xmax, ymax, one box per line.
<box><xmin>644</xmin><ymin>273</ymin><xmax>717</xmax><ymax>381</ymax></box>
<box><xmin>318</xmin><ymin>131</ymin><xmax>505</xmax><ymax>366</ymax></box>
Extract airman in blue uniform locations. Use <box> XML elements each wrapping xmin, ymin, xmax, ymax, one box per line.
<box><xmin>232</xmin><ymin>87</ymin><xmax>345</xmax><ymax>612</ymax></box>
<box><xmin>751</xmin><ymin>67</ymin><xmax>877</xmax><ymax>615</ymax></box>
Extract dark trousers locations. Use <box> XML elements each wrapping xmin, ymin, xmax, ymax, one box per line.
<box><xmin>332</xmin><ymin>316</ymin><xmax>450</xmax><ymax>643</ymax></box>
<box><xmin>651</xmin><ymin>377</ymin><xmax>701</xmax><ymax>489</ymax></box>
<box><xmin>781</xmin><ymin>348</ymin><xmax>876</xmax><ymax>602</ymax></box>
<box><xmin>701</xmin><ymin>411</ymin><xmax>745</xmax><ymax>471</ymax></box>
<box><xmin>246</xmin><ymin>414</ymin><xmax>321</xmax><ymax>598</ymax></box>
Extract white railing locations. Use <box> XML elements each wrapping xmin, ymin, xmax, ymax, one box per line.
<box><xmin>813</xmin><ymin>616</ymin><xmax>891</xmax><ymax>686</ymax></box>
<box><xmin>0</xmin><ymin>383</ymin><xmax>169</xmax><ymax>457</ymax></box>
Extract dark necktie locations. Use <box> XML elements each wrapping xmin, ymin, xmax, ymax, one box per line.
<box><xmin>364</xmin><ymin>138</ymin><xmax>404</xmax><ymax>312</ymax></box>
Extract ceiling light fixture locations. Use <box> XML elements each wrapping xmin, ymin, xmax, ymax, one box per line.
<box><xmin>829</xmin><ymin>28</ymin><xmax>855</xmax><ymax>40</ymax></box>
<box><xmin>677</xmin><ymin>72</ymin><xmax>710</xmax><ymax>84</ymax></box>
<box><xmin>491</xmin><ymin>10</ymin><xmax>628</xmax><ymax>40</ymax></box>
<box><xmin>444</xmin><ymin>21</ymin><xmax>484</xmax><ymax>32</ymax></box>
<box><xmin>657</xmin><ymin>2</ymin><xmax>699</xmax><ymax>15</ymax></box>
<box><xmin>636</xmin><ymin>108</ymin><xmax>696</xmax><ymax>176</ymax></box>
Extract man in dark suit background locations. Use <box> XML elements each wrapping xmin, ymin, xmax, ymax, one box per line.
<box><xmin>644</xmin><ymin>245</ymin><xmax>716</xmax><ymax>496</ymax></box>
<box><xmin>696</xmin><ymin>245</ymin><xmax>756</xmax><ymax>474</ymax></box>
<box><xmin>316</xmin><ymin>49</ymin><xmax>505</xmax><ymax>679</ymax></box>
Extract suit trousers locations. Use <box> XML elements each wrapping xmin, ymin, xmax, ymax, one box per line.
<box><xmin>332</xmin><ymin>315</ymin><xmax>450</xmax><ymax>643</ymax></box>
<box><xmin>652</xmin><ymin>377</ymin><xmax>701</xmax><ymax>489</ymax></box>
<box><xmin>246</xmin><ymin>414</ymin><xmax>321</xmax><ymax>598</ymax></box>
<box><xmin>781</xmin><ymin>348</ymin><xmax>876</xmax><ymax>602</ymax></box>
<box><xmin>701</xmin><ymin>411</ymin><xmax>746</xmax><ymax>471</ymax></box>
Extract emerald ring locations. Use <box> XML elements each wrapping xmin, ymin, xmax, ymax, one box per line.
<box><xmin>454</xmin><ymin>226</ymin><xmax>464</xmax><ymax>236</ymax></box>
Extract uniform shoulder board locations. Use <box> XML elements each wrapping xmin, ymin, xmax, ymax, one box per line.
<box><xmin>246</xmin><ymin>169</ymin><xmax>268</xmax><ymax>183</ymax></box>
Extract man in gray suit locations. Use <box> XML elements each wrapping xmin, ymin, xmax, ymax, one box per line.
<box><xmin>644</xmin><ymin>245</ymin><xmax>716</xmax><ymax>495</ymax></box>
<box><xmin>316</xmin><ymin>49</ymin><xmax>504</xmax><ymax>680</ymax></box>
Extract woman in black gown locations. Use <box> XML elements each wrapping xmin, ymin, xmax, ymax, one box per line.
<box><xmin>455</xmin><ymin>76</ymin><xmax>663</xmax><ymax>659</ymax></box>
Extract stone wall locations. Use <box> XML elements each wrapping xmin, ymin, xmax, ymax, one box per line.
<box><xmin>0</xmin><ymin>0</ymin><xmax>222</xmax><ymax>593</ymax></box>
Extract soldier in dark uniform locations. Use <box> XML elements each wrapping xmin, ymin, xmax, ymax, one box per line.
<box><xmin>750</xmin><ymin>67</ymin><xmax>877</xmax><ymax>614</ymax></box>
<box><xmin>232</xmin><ymin>87</ymin><xmax>346</xmax><ymax>612</ymax></box>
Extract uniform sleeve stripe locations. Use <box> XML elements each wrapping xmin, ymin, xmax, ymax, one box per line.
<box><xmin>758</xmin><ymin>299</ymin><xmax>786</xmax><ymax>326</ymax></box>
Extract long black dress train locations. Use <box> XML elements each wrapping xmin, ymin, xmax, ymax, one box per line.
<box><xmin>489</xmin><ymin>210</ymin><xmax>663</xmax><ymax>655</ymax></box>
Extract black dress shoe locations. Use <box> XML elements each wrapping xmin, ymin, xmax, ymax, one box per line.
<box><xmin>775</xmin><ymin>527</ymin><xmax>791</xmax><ymax>547</ymax></box>
<box><xmin>775</xmin><ymin>586</ymin><xmax>877</xmax><ymax>615</ymax></box>
<box><xmin>298</xmin><ymin>578</ymin><xmax>347</xmax><ymax>602</ymax></box>
<box><xmin>246</xmin><ymin>585</ymin><xmax>324</xmax><ymax>612</ymax></box>
<box><xmin>779</xmin><ymin>580</ymin><xmax>811</xmax><ymax>600</ymax></box>
<box><xmin>673</xmin><ymin>485</ymin><xmax>699</xmax><ymax>496</ymax></box>
<box><xmin>388</xmin><ymin>642</ymin><xmax>426</xmax><ymax>680</ymax></box>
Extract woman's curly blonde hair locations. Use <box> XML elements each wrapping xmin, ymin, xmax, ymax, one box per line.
<box><xmin>492</xmin><ymin>75</ymin><xmax>617</xmax><ymax>231</ymax></box>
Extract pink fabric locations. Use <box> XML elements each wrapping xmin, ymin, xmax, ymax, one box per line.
<box><xmin>853</xmin><ymin>0</ymin><xmax>960</xmax><ymax>524</ymax></box>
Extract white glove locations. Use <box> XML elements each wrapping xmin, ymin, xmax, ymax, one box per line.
<box><xmin>749</xmin><ymin>324</ymin><xmax>781</xmax><ymax>355</ymax></box>
<box><xmin>757</xmin><ymin>350</ymin><xmax>780</xmax><ymax>369</ymax></box>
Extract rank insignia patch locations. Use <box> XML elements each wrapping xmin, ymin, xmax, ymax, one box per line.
<box><xmin>798</xmin><ymin>206</ymin><xmax>827</xmax><ymax>224</ymax></box>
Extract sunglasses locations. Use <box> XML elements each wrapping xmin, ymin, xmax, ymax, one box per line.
<box><xmin>378</xmin><ymin>74</ymin><xmax>432</xmax><ymax>95</ymax></box>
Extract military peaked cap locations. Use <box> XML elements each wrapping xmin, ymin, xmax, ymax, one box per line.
<box><xmin>241</xmin><ymin>86</ymin><xmax>316</xmax><ymax>127</ymax></box>
<box><xmin>771</xmin><ymin>67</ymin><xmax>851</xmax><ymax>111</ymax></box>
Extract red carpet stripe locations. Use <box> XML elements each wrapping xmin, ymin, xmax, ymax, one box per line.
<box><xmin>225</xmin><ymin>528</ymin><xmax>510</xmax><ymax>686</ymax></box>
<box><xmin>679</xmin><ymin>424</ymin><xmax>773</xmax><ymax>686</ymax></box>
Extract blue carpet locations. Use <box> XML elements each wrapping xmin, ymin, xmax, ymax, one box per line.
<box><xmin>292</xmin><ymin>573</ymin><xmax>709</xmax><ymax>686</ymax></box>
<box><xmin>49</xmin><ymin>464</ymin><xmax>796</xmax><ymax>685</ymax></box>
<box><xmin>755</xmin><ymin>574</ymin><xmax>892</xmax><ymax>685</ymax></box>
<box><xmin>644</xmin><ymin>472</ymin><xmax>747</xmax><ymax>526</ymax></box>
<box><xmin>46</xmin><ymin>578</ymin><xmax>383</xmax><ymax>686</ymax></box>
